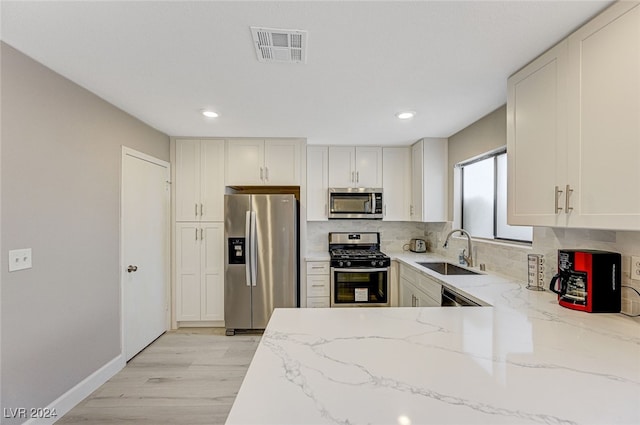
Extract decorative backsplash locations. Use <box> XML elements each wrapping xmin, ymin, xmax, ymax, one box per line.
<box><xmin>425</xmin><ymin>222</ymin><xmax>640</xmax><ymax>316</ymax></box>
<box><xmin>306</xmin><ymin>221</ymin><xmax>426</xmax><ymax>253</ymax></box>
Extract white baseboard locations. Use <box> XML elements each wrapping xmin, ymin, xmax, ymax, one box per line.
<box><xmin>23</xmin><ymin>354</ymin><xmax>125</xmax><ymax>425</ymax></box>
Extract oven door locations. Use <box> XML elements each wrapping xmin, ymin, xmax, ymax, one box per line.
<box><xmin>330</xmin><ymin>267</ymin><xmax>389</xmax><ymax>307</ymax></box>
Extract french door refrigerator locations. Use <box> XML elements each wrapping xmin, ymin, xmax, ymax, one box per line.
<box><xmin>224</xmin><ymin>194</ymin><xmax>298</xmax><ymax>335</ymax></box>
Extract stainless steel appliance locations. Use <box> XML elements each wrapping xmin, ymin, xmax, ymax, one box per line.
<box><xmin>329</xmin><ymin>232</ymin><xmax>390</xmax><ymax>307</ymax></box>
<box><xmin>328</xmin><ymin>188</ymin><xmax>383</xmax><ymax>219</ymax></box>
<box><xmin>224</xmin><ymin>194</ymin><xmax>298</xmax><ymax>335</ymax></box>
<box><xmin>409</xmin><ymin>238</ymin><xmax>427</xmax><ymax>253</ymax></box>
<box><xmin>549</xmin><ymin>249</ymin><xmax>621</xmax><ymax>313</ymax></box>
<box><xmin>441</xmin><ymin>287</ymin><xmax>480</xmax><ymax>307</ymax></box>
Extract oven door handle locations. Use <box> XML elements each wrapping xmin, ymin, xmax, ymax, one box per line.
<box><xmin>332</xmin><ymin>267</ymin><xmax>389</xmax><ymax>273</ymax></box>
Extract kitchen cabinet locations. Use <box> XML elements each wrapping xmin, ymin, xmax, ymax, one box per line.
<box><xmin>306</xmin><ymin>146</ymin><xmax>329</xmax><ymax>220</ymax></box>
<box><xmin>175</xmin><ymin>222</ymin><xmax>224</xmax><ymax>322</ymax></box>
<box><xmin>305</xmin><ymin>260</ymin><xmax>330</xmax><ymax>308</ymax></box>
<box><xmin>398</xmin><ymin>264</ymin><xmax>441</xmax><ymax>307</ymax></box>
<box><xmin>382</xmin><ymin>147</ymin><xmax>411</xmax><ymax>221</ymax></box>
<box><xmin>410</xmin><ymin>138</ymin><xmax>448</xmax><ymax>222</ymax></box>
<box><xmin>175</xmin><ymin>139</ymin><xmax>225</xmax><ymax>222</ymax></box>
<box><xmin>328</xmin><ymin>146</ymin><xmax>382</xmax><ymax>188</ymax></box>
<box><xmin>226</xmin><ymin>139</ymin><xmax>301</xmax><ymax>186</ymax></box>
<box><xmin>507</xmin><ymin>1</ymin><xmax>640</xmax><ymax>230</ymax></box>
<box><xmin>565</xmin><ymin>1</ymin><xmax>640</xmax><ymax>230</ymax></box>
<box><xmin>506</xmin><ymin>41</ymin><xmax>568</xmax><ymax>227</ymax></box>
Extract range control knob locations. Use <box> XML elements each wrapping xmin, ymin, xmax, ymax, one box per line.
<box><xmin>379</xmin><ymin>260</ymin><xmax>385</xmax><ymax>266</ymax></box>
<box><xmin>338</xmin><ymin>261</ymin><xmax>344</xmax><ymax>267</ymax></box>
<box><xmin>346</xmin><ymin>261</ymin><xmax>351</xmax><ymax>267</ymax></box>
<box><xmin>371</xmin><ymin>260</ymin><xmax>377</xmax><ymax>266</ymax></box>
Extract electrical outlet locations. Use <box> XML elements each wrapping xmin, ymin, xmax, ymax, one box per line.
<box><xmin>8</xmin><ymin>248</ymin><xmax>32</xmax><ymax>272</ymax></box>
<box><xmin>631</xmin><ymin>256</ymin><xmax>640</xmax><ymax>281</ymax></box>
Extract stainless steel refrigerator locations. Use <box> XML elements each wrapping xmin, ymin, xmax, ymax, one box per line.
<box><xmin>224</xmin><ymin>194</ymin><xmax>298</xmax><ymax>335</ymax></box>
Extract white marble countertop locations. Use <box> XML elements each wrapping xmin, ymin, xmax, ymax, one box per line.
<box><xmin>227</xmin><ymin>253</ymin><xmax>640</xmax><ymax>425</ymax></box>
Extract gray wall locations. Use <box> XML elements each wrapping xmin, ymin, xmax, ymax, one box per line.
<box><xmin>0</xmin><ymin>42</ymin><xmax>169</xmax><ymax>422</ymax></box>
<box><xmin>446</xmin><ymin>105</ymin><xmax>506</xmax><ymax>221</ymax></box>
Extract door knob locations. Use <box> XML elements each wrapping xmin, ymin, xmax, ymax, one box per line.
<box><xmin>127</xmin><ymin>265</ymin><xmax>138</xmax><ymax>273</ymax></box>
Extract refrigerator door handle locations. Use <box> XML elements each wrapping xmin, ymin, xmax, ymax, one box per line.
<box><xmin>250</xmin><ymin>211</ymin><xmax>258</xmax><ymax>286</ymax></box>
<box><xmin>245</xmin><ymin>211</ymin><xmax>252</xmax><ymax>286</ymax></box>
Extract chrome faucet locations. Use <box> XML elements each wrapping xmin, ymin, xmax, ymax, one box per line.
<box><xmin>443</xmin><ymin>228</ymin><xmax>474</xmax><ymax>267</ymax></box>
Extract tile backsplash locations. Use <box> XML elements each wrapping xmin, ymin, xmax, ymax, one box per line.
<box><xmin>425</xmin><ymin>222</ymin><xmax>640</xmax><ymax>316</ymax></box>
<box><xmin>306</xmin><ymin>220</ymin><xmax>426</xmax><ymax>253</ymax></box>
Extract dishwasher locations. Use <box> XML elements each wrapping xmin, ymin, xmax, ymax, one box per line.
<box><xmin>441</xmin><ymin>286</ymin><xmax>480</xmax><ymax>307</ymax></box>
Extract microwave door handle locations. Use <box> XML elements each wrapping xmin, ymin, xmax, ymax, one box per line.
<box><xmin>370</xmin><ymin>193</ymin><xmax>376</xmax><ymax>214</ymax></box>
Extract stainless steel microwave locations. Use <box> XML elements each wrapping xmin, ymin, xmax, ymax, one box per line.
<box><xmin>328</xmin><ymin>188</ymin><xmax>383</xmax><ymax>219</ymax></box>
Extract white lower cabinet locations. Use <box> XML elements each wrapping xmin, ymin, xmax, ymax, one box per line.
<box><xmin>175</xmin><ymin>222</ymin><xmax>224</xmax><ymax>322</ymax></box>
<box><xmin>399</xmin><ymin>264</ymin><xmax>441</xmax><ymax>307</ymax></box>
<box><xmin>306</xmin><ymin>260</ymin><xmax>330</xmax><ymax>308</ymax></box>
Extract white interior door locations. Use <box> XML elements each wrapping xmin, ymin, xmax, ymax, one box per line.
<box><xmin>122</xmin><ymin>147</ymin><xmax>170</xmax><ymax>361</ymax></box>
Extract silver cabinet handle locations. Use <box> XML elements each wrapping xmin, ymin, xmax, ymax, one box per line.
<box><xmin>195</xmin><ymin>228</ymin><xmax>198</xmax><ymax>240</ymax></box>
<box><xmin>200</xmin><ymin>228</ymin><xmax>204</xmax><ymax>240</ymax></box>
<box><xmin>410</xmin><ymin>205</ymin><xmax>414</xmax><ymax>216</ymax></box>
<box><xmin>265</xmin><ymin>167</ymin><xmax>269</xmax><ymax>181</ymax></box>
<box><xmin>351</xmin><ymin>171</ymin><xmax>355</xmax><ymax>183</ymax></box>
<box><xmin>200</xmin><ymin>203</ymin><xmax>204</xmax><ymax>216</ymax></box>
<box><xmin>554</xmin><ymin>186</ymin><xmax>563</xmax><ymax>214</ymax></box>
<box><xmin>260</xmin><ymin>167</ymin><xmax>264</xmax><ymax>181</ymax></box>
<box><xmin>356</xmin><ymin>171</ymin><xmax>359</xmax><ymax>183</ymax></box>
<box><xmin>195</xmin><ymin>203</ymin><xmax>199</xmax><ymax>216</ymax></box>
<box><xmin>565</xmin><ymin>184</ymin><xmax>573</xmax><ymax>214</ymax></box>
<box><xmin>127</xmin><ymin>265</ymin><xmax>138</xmax><ymax>273</ymax></box>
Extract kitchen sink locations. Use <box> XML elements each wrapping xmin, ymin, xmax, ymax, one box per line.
<box><xmin>416</xmin><ymin>262</ymin><xmax>480</xmax><ymax>276</ymax></box>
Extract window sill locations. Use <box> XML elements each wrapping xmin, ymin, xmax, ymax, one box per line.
<box><xmin>449</xmin><ymin>235</ymin><xmax>533</xmax><ymax>250</ymax></box>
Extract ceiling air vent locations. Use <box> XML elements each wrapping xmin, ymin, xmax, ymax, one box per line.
<box><xmin>250</xmin><ymin>27</ymin><xmax>307</xmax><ymax>64</ymax></box>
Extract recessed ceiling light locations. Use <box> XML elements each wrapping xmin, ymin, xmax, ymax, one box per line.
<box><xmin>396</xmin><ymin>111</ymin><xmax>416</xmax><ymax>120</ymax></box>
<box><xmin>202</xmin><ymin>110</ymin><xmax>219</xmax><ymax>118</ymax></box>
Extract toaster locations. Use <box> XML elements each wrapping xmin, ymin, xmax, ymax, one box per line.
<box><xmin>409</xmin><ymin>239</ymin><xmax>427</xmax><ymax>253</ymax></box>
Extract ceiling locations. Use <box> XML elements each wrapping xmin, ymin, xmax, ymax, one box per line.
<box><xmin>1</xmin><ymin>1</ymin><xmax>613</xmax><ymax>146</ymax></box>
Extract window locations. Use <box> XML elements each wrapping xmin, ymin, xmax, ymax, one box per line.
<box><xmin>457</xmin><ymin>148</ymin><xmax>532</xmax><ymax>243</ymax></box>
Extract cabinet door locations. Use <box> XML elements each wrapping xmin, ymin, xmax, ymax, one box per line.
<box><xmin>567</xmin><ymin>2</ymin><xmax>640</xmax><ymax>230</ymax></box>
<box><xmin>176</xmin><ymin>223</ymin><xmax>201</xmax><ymax>321</ymax></box>
<box><xmin>422</xmin><ymin>139</ymin><xmax>448</xmax><ymax>222</ymax></box>
<box><xmin>226</xmin><ymin>139</ymin><xmax>264</xmax><ymax>185</ymax></box>
<box><xmin>264</xmin><ymin>139</ymin><xmax>301</xmax><ymax>185</ymax></box>
<box><xmin>307</xmin><ymin>146</ymin><xmax>329</xmax><ymax>220</ymax></box>
<box><xmin>414</xmin><ymin>289</ymin><xmax>440</xmax><ymax>308</ymax></box>
<box><xmin>355</xmin><ymin>147</ymin><xmax>383</xmax><ymax>187</ymax></box>
<box><xmin>410</xmin><ymin>141</ymin><xmax>424</xmax><ymax>221</ymax></box>
<box><xmin>200</xmin><ymin>140</ymin><xmax>225</xmax><ymax>221</ymax></box>
<box><xmin>175</xmin><ymin>140</ymin><xmax>200</xmax><ymax>222</ymax></box>
<box><xmin>201</xmin><ymin>223</ymin><xmax>224</xmax><ymax>321</ymax></box>
<box><xmin>399</xmin><ymin>278</ymin><xmax>415</xmax><ymax>307</ymax></box>
<box><xmin>328</xmin><ymin>146</ymin><xmax>355</xmax><ymax>187</ymax></box>
<box><xmin>507</xmin><ymin>41</ymin><xmax>568</xmax><ymax>227</ymax></box>
<box><xmin>383</xmin><ymin>147</ymin><xmax>411</xmax><ymax>221</ymax></box>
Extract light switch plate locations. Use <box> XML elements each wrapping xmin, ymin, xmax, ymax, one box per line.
<box><xmin>8</xmin><ymin>248</ymin><xmax>32</xmax><ymax>272</ymax></box>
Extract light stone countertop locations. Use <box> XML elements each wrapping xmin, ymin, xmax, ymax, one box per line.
<box><xmin>227</xmin><ymin>253</ymin><xmax>640</xmax><ymax>425</ymax></box>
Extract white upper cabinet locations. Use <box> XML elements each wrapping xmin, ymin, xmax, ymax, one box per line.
<box><xmin>410</xmin><ymin>138</ymin><xmax>448</xmax><ymax>222</ymax></box>
<box><xmin>328</xmin><ymin>146</ymin><xmax>382</xmax><ymax>188</ymax></box>
<box><xmin>175</xmin><ymin>139</ymin><xmax>225</xmax><ymax>222</ymax></box>
<box><xmin>306</xmin><ymin>146</ymin><xmax>329</xmax><ymax>221</ymax></box>
<box><xmin>566</xmin><ymin>1</ymin><xmax>640</xmax><ymax>230</ymax></box>
<box><xmin>226</xmin><ymin>139</ymin><xmax>301</xmax><ymax>186</ymax></box>
<box><xmin>382</xmin><ymin>147</ymin><xmax>411</xmax><ymax>221</ymax></box>
<box><xmin>507</xmin><ymin>1</ymin><xmax>640</xmax><ymax>230</ymax></box>
<box><xmin>507</xmin><ymin>41</ymin><xmax>568</xmax><ymax>227</ymax></box>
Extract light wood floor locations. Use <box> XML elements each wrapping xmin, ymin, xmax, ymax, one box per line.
<box><xmin>57</xmin><ymin>328</ymin><xmax>261</xmax><ymax>425</ymax></box>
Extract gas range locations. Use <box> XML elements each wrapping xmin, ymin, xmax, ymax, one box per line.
<box><xmin>328</xmin><ymin>232</ymin><xmax>390</xmax><ymax>268</ymax></box>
